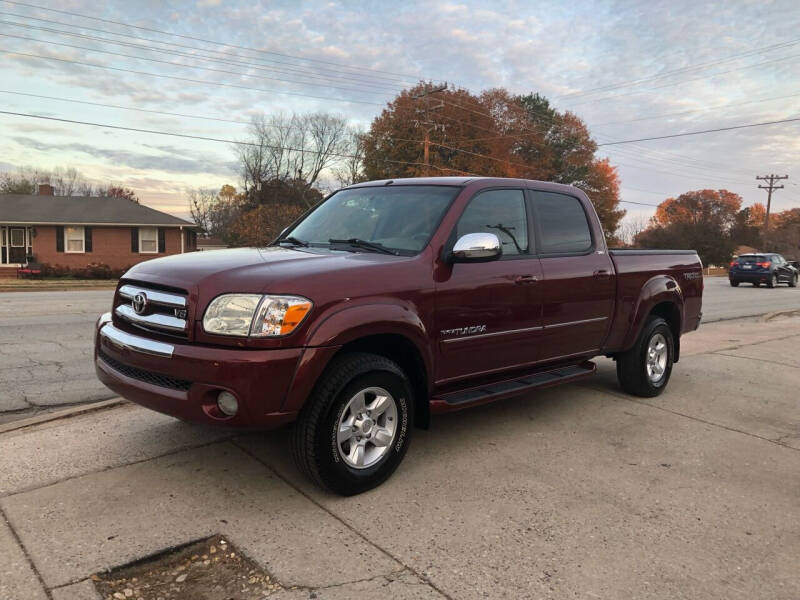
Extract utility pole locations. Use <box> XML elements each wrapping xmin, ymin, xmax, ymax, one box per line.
<box><xmin>413</xmin><ymin>82</ymin><xmax>447</xmax><ymax>176</ymax></box>
<box><xmin>756</xmin><ymin>173</ymin><xmax>788</xmax><ymax>248</ymax></box>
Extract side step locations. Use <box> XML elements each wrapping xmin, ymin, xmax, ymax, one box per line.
<box><xmin>430</xmin><ymin>361</ymin><xmax>596</xmax><ymax>413</ymax></box>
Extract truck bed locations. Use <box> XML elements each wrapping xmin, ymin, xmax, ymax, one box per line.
<box><xmin>604</xmin><ymin>249</ymin><xmax>704</xmax><ymax>351</ymax></box>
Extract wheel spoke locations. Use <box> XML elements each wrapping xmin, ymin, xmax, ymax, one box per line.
<box><xmin>369</xmin><ymin>394</ymin><xmax>392</xmax><ymax>418</ymax></box>
<box><xmin>349</xmin><ymin>440</ymin><xmax>365</xmax><ymax>466</ymax></box>
<box><xmin>371</xmin><ymin>427</ymin><xmax>393</xmax><ymax>447</ymax></box>
<box><xmin>349</xmin><ymin>391</ymin><xmax>366</xmax><ymax>416</ymax></box>
<box><xmin>337</xmin><ymin>422</ymin><xmax>354</xmax><ymax>445</ymax></box>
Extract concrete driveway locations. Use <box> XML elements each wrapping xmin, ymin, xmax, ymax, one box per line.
<box><xmin>1</xmin><ymin>315</ymin><xmax>798</xmax><ymax>599</ymax></box>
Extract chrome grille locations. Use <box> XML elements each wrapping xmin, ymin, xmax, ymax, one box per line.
<box><xmin>116</xmin><ymin>283</ymin><xmax>188</xmax><ymax>337</ymax></box>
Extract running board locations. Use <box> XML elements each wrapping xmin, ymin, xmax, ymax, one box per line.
<box><xmin>430</xmin><ymin>361</ymin><xmax>596</xmax><ymax>413</ymax></box>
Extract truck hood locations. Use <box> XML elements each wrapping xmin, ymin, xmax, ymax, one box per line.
<box><xmin>123</xmin><ymin>246</ymin><xmax>411</xmax><ymax>299</ymax></box>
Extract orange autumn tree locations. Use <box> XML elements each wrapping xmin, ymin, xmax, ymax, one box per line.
<box><xmin>636</xmin><ymin>189</ymin><xmax>742</xmax><ymax>265</ymax></box>
<box><xmin>362</xmin><ymin>85</ymin><xmax>625</xmax><ymax>241</ymax></box>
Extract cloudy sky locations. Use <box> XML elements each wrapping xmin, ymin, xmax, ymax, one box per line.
<box><xmin>1</xmin><ymin>0</ymin><xmax>799</xmax><ymax>225</ymax></box>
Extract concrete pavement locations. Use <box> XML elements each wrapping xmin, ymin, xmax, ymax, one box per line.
<box><xmin>1</xmin><ymin>315</ymin><xmax>798</xmax><ymax>599</ymax></box>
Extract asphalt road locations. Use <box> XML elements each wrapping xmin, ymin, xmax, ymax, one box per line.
<box><xmin>2</xmin><ymin>315</ymin><xmax>799</xmax><ymax>599</ymax></box>
<box><xmin>0</xmin><ymin>277</ymin><xmax>797</xmax><ymax>420</ymax></box>
<box><xmin>0</xmin><ymin>289</ymin><xmax>115</xmax><ymax>423</ymax></box>
<box><xmin>701</xmin><ymin>274</ymin><xmax>800</xmax><ymax>322</ymax></box>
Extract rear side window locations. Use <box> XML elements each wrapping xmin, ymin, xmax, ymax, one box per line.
<box><xmin>533</xmin><ymin>191</ymin><xmax>592</xmax><ymax>254</ymax></box>
<box><xmin>456</xmin><ymin>189</ymin><xmax>528</xmax><ymax>256</ymax></box>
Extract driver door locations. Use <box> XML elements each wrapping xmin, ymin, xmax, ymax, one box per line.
<box><xmin>434</xmin><ymin>188</ymin><xmax>543</xmax><ymax>384</ymax></box>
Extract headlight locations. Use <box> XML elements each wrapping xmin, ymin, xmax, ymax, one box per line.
<box><xmin>202</xmin><ymin>294</ymin><xmax>312</xmax><ymax>337</ymax></box>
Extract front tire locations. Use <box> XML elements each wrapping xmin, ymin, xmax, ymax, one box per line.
<box><xmin>790</xmin><ymin>273</ymin><xmax>798</xmax><ymax>288</ymax></box>
<box><xmin>616</xmin><ymin>316</ymin><xmax>674</xmax><ymax>397</ymax></box>
<box><xmin>292</xmin><ymin>352</ymin><xmax>413</xmax><ymax>496</ymax></box>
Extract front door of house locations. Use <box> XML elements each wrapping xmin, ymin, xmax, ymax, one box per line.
<box><xmin>9</xmin><ymin>228</ymin><xmax>26</xmax><ymax>263</ymax></box>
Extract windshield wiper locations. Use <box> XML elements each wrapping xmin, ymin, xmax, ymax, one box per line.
<box><xmin>328</xmin><ymin>238</ymin><xmax>398</xmax><ymax>255</ymax></box>
<box><xmin>275</xmin><ymin>236</ymin><xmax>309</xmax><ymax>247</ymax></box>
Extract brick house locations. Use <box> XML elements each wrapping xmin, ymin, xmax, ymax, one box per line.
<box><xmin>0</xmin><ymin>184</ymin><xmax>197</xmax><ymax>277</ymax></box>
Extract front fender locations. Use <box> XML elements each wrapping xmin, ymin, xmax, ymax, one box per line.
<box><xmin>281</xmin><ymin>302</ymin><xmax>432</xmax><ymax>413</ymax></box>
<box><xmin>619</xmin><ymin>274</ymin><xmax>684</xmax><ymax>352</ymax></box>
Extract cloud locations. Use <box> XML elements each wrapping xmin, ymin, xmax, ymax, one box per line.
<box><xmin>10</xmin><ymin>137</ymin><xmax>238</xmax><ymax>176</ymax></box>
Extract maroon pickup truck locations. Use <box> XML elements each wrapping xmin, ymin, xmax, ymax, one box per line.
<box><xmin>95</xmin><ymin>177</ymin><xmax>703</xmax><ymax>495</ymax></box>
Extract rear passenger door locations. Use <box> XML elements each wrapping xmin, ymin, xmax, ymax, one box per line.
<box><xmin>531</xmin><ymin>190</ymin><xmax>615</xmax><ymax>362</ymax></box>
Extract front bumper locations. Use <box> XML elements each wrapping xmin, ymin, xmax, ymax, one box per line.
<box><xmin>94</xmin><ymin>316</ymin><xmax>301</xmax><ymax>429</ymax></box>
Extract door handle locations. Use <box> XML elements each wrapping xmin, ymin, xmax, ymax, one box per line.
<box><xmin>514</xmin><ymin>275</ymin><xmax>538</xmax><ymax>285</ymax></box>
<box><xmin>593</xmin><ymin>269</ymin><xmax>611</xmax><ymax>278</ymax></box>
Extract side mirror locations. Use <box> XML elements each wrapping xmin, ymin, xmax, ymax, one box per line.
<box><xmin>450</xmin><ymin>232</ymin><xmax>502</xmax><ymax>263</ymax></box>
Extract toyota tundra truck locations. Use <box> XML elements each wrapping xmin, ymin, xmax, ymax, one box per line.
<box><xmin>95</xmin><ymin>177</ymin><xmax>703</xmax><ymax>495</ymax></box>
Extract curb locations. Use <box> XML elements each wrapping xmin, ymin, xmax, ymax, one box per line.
<box><xmin>0</xmin><ymin>399</ymin><xmax>126</xmax><ymax>434</ymax></box>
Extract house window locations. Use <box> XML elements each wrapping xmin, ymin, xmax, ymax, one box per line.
<box><xmin>65</xmin><ymin>226</ymin><xmax>85</xmax><ymax>253</ymax></box>
<box><xmin>139</xmin><ymin>227</ymin><xmax>158</xmax><ymax>253</ymax></box>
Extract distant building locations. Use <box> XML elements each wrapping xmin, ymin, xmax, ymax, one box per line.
<box><xmin>197</xmin><ymin>235</ymin><xmax>228</xmax><ymax>251</ymax></box>
<box><xmin>0</xmin><ymin>184</ymin><xmax>197</xmax><ymax>277</ymax></box>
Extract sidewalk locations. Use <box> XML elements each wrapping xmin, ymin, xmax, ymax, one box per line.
<box><xmin>1</xmin><ymin>316</ymin><xmax>799</xmax><ymax>600</ymax></box>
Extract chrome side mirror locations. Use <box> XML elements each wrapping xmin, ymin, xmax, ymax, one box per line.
<box><xmin>450</xmin><ymin>232</ymin><xmax>502</xmax><ymax>262</ymax></box>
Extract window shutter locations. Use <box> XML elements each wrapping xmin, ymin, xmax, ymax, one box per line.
<box><xmin>56</xmin><ymin>226</ymin><xmax>64</xmax><ymax>252</ymax></box>
<box><xmin>85</xmin><ymin>227</ymin><xmax>93</xmax><ymax>253</ymax></box>
<box><xmin>158</xmin><ymin>228</ymin><xmax>166</xmax><ymax>253</ymax></box>
<box><xmin>131</xmin><ymin>227</ymin><xmax>139</xmax><ymax>253</ymax></box>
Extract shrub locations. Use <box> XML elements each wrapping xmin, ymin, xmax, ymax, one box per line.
<box><xmin>39</xmin><ymin>262</ymin><xmax>126</xmax><ymax>279</ymax></box>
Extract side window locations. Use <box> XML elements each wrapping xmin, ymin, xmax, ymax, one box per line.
<box><xmin>456</xmin><ymin>189</ymin><xmax>528</xmax><ymax>256</ymax></box>
<box><xmin>534</xmin><ymin>191</ymin><xmax>592</xmax><ymax>254</ymax></box>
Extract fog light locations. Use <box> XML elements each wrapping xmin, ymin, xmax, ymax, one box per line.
<box><xmin>217</xmin><ymin>391</ymin><xmax>238</xmax><ymax>416</ymax></box>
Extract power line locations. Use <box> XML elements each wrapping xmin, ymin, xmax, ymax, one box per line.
<box><xmin>0</xmin><ymin>32</ymin><xmax>397</xmax><ymax>97</ymax></box>
<box><xmin>589</xmin><ymin>89</ymin><xmax>800</xmax><ymax>127</ymax></box>
<box><xmin>0</xmin><ymin>109</ymin><xmax>475</xmax><ymax>175</ymax></box>
<box><xmin>0</xmin><ymin>89</ymin><xmax>253</xmax><ymax>125</ymax></box>
<box><xmin>596</xmin><ymin>116</ymin><xmax>800</xmax><ymax>146</ymax></box>
<box><xmin>0</xmin><ymin>49</ymin><xmax>385</xmax><ymax>106</ymax></box>
<box><xmin>558</xmin><ymin>50</ymin><xmax>800</xmax><ymax>110</ymax></box>
<box><xmin>553</xmin><ymin>35</ymin><xmax>800</xmax><ymax>101</ymax></box>
<box><xmin>0</xmin><ymin>15</ymin><xmax>413</xmax><ymax>91</ymax></box>
<box><xmin>0</xmin><ymin>0</ymin><xmax>425</xmax><ymax>81</ymax></box>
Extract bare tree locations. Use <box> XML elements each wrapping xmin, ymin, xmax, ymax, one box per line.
<box><xmin>332</xmin><ymin>128</ymin><xmax>366</xmax><ymax>188</ymax></box>
<box><xmin>235</xmin><ymin>112</ymin><xmax>350</xmax><ymax>207</ymax></box>
<box><xmin>618</xmin><ymin>214</ymin><xmax>651</xmax><ymax>246</ymax></box>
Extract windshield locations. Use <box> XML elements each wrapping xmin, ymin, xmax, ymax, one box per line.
<box><xmin>285</xmin><ymin>185</ymin><xmax>460</xmax><ymax>255</ymax></box>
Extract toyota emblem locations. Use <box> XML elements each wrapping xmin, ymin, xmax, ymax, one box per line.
<box><xmin>132</xmin><ymin>293</ymin><xmax>148</xmax><ymax>315</ymax></box>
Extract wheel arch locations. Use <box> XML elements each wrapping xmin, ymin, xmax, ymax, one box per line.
<box><xmin>283</xmin><ymin>303</ymin><xmax>433</xmax><ymax>428</ymax></box>
<box><xmin>618</xmin><ymin>275</ymin><xmax>684</xmax><ymax>362</ymax></box>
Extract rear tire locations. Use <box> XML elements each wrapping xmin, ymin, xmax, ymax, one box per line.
<box><xmin>292</xmin><ymin>352</ymin><xmax>414</xmax><ymax>496</ymax></box>
<box><xmin>616</xmin><ymin>316</ymin><xmax>674</xmax><ymax>398</ymax></box>
<box><xmin>729</xmin><ymin>279</ymin><xmax>739</xmax><ymax>287</ymax></box>
<box><xmin>768</xmin><ymin>273</ymin><xmax>778</xmax><ymax>288</ymax></box>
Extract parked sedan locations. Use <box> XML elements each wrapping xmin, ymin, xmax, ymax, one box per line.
<box><xmin>729</xmin><ymin>253</ymin><xmax>799</xmax><ymax>288</ymax></box>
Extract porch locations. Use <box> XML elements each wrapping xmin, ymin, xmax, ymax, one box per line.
<box><xmin>0</xmin><ymin>225</ymin><xmax>35</xmax><ymax>278</ymax></box>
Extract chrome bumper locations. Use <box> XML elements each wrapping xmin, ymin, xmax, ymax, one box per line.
<box><xmin>98</xmin><ymin>318</ymin><xmax>174</xmax><ymax>358</ymax></box>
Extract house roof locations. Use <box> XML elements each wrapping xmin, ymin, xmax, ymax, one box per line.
<box><xmin>0</xmin><ymin>194</ymin><xmax>195</xmax><ymax>227</ymax></box>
